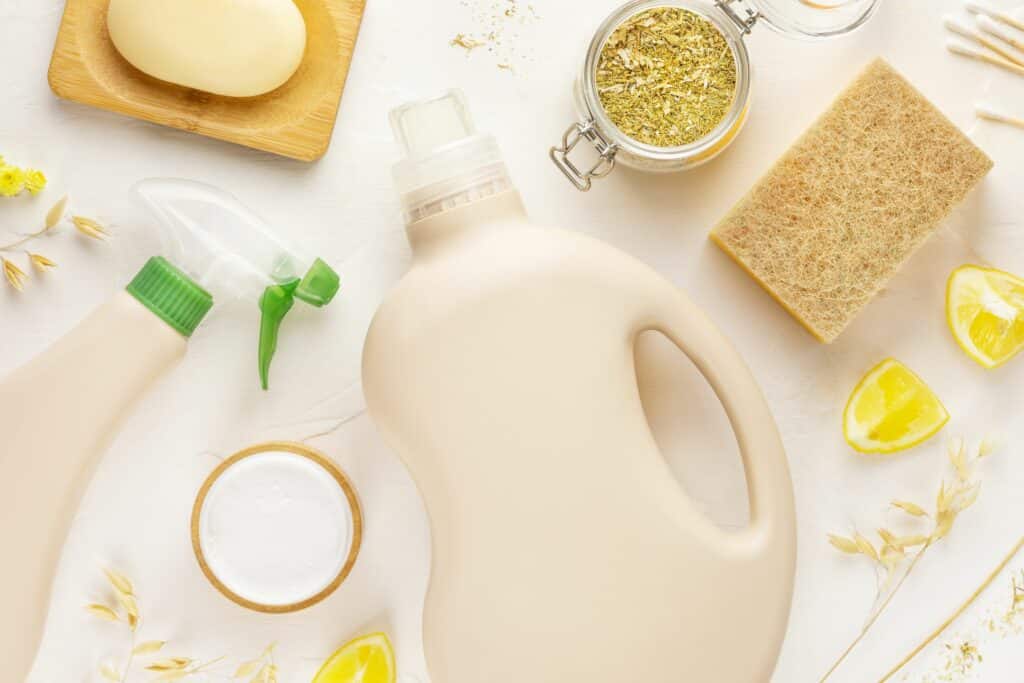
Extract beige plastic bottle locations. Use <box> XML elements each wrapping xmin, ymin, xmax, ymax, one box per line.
<box><xmin>0</xmin><ymin>179</ymin><xmax>340</xmax><ymax>682</ymax></box>
<box><xmin>363</xmin><ymin>92</ymin><xmax>797</xmax><ymax>682</ymax></box>
<box><xmin>0</xmin><ymin>259</ymin><xmax>211</xmax><ymax>682</ymax></box>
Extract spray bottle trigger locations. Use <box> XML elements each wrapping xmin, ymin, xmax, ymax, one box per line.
<box><xmin>258</xmin><ymin>278</ymin><xmax>300</xmax><ymax>390</ymax></box>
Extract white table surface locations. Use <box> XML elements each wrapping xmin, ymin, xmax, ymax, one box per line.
<box><xmin>4</xmin><ymin>0</ymin><xmax>1024</xmax><ymax>681</ymax></box>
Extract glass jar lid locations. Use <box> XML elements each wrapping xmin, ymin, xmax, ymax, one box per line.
<box><xmin>732</xmin><ymin>0</ymin><xmax>881</xmax><ymax>39</ymax></box>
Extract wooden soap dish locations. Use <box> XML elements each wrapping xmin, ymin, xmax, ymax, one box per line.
<box><xmin>48</xmin><ymin>0</ymin><xmax>366</xmax><ymax>161</ymax></box>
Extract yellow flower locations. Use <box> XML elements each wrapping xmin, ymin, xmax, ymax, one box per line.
<box><xmin>23</xmin><ymin>169</ymin><xmax>46</xmax><ymax>195</ymax></box>
<box><xmin>0</xmin><ymin>165</ymin><xmax>25</xmax><ymax>197</ymax></box>
<box><xmin>3</xmin><ymin>258</ymin><xmax>28</xmax><ymax>290</ymax></box>
<box><xmin>29</xmin><ymin>253</ymin><xmax>56</xmax><ymax>271</ymax></box>
<box><xmin>72</xmin><ymin>215</ymin><xmax>108</xmax><ymax>240</ymax></box>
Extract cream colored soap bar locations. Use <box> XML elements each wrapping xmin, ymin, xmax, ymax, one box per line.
<box><xmin>107</xmin><ymin>0</ymin><xmax>307</xmax><ymax>97</ymax></box>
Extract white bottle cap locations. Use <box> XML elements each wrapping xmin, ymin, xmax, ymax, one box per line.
<box><xmin>390</xmin><ymin>90</ymin><xmax>511</xmax><ymax>222</ymax></box>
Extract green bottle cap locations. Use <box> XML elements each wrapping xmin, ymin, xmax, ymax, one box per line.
<box><xmin>126</xmin><ymin>257</ymin><xmax>213</xmax><ymax>338</ymax></box>
<box><xmin>295</xmin><ymin>258</ymin><xmax>340</xmax><ymax>307</ymax></box>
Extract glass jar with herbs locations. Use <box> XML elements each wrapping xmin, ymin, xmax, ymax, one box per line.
<box><xmin>550</xmin><ymin>0</ymin><xmax>881</xmax><ymax>191</ymax></box>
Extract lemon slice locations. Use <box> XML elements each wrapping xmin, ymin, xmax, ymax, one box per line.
<box><xmin>843</xmin><ymin>359</ymin><xmax>949</xmax><ymax>454</ymax></box>
<box><xmin>947</xmin><ymin>264</ymin><xmax>1024</xmax><ymax>369</ymax></box>
<box><xmin>312</xmin><ymin>633</ymin><xmax>396</xmax><ymax>683</ymax></box>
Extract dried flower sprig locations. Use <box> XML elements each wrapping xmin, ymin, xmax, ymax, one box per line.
<box><xmin>0</xmin><ymin>195</ymin><xmax>108</xmax><ymax>291</ymax></box>
<box><xmin>820</xmin><ymin>436</ymin><xmax>997</xmax><ymax>682</ymax></box>
<box><xmin>0</xmin><ymin>154</ymin><xmax>46</xmax><ymax>197</ymax></box>
<box><xmin>86</xmin><ymin>569</ymin><xmax>279</xmax><ymax>683</ymax></box>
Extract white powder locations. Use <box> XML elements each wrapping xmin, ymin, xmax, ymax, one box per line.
<box><xmin>198</xmin><ymin>451</ymin><xmax>354</xmax><ymax>607</ymax></box>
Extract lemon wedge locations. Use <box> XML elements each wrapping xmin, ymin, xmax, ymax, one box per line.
<box><xmin>947</xmin><ymin>264</ymin><xmax>1024</xmax><ymax>369</ymax></box>
<box><xmin>312</xmin><ymin>633</ymin><xmax>396</xmax><ymax>683</ymax></box>
<box><xmin>843</xmin><ymin>359</ymin><xmax>949</xmax><ymax>454</ymax></box>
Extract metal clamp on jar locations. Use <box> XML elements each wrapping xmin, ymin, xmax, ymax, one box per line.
<box><xmin>550</xmin><ymin>0</ymin><xmax>881</xmax><ymax>191</ymax></box>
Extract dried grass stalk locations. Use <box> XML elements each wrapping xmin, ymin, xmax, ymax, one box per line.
<box><xmin>892</xmin><ymin>500</ymin><xmax>929</xmax><ymax>518</ymax></box>
<box><xmin>3</xmin><ymin>258</ymin><xmax>27</xmax><ymax>290</ymax></box>
<box><xmin>132</xmin><ymin>640</ymin><xmax>165</xmax><ymax>655</ymax></box>
<box><xmin>879</xmin><ymin>536</ymin><xmax>1024</xmax><ymax>681</ymax></box>
<box><xmin>85</xmin><ymin>568</ymin><xmax>279</xmax><ymax>682</ymax></box>
<box><xmin>820</xmin><ymin>437</ymin><xmax>996</xmax><ymax>681</ymax></box>
<box><xmin>29</xmin><ymin>253</ymin><xmax>56</xmax><ymax>271</ymax></box>
<box><xmin>0</xmin><ymin>196</ymin><xmax>106</xmax><ymax>290</ymax></box>
<box><xmin>86</xmin><ymin>604</ymin><xmax>120</xmax><ymax>622</ymax></box>
<box><xmin>146</xmin><ymin>658</ymin><xmax>192</xmax><ymax>672</ymax></box>
<box><xmin>104</xmin><ymin>568</ymin><xmax>135</xmax><ymax>596</ymax></box>
<box><xmin>72</xmin><ymin>215</ymin><xmax>108</xmax><ymax>240</ymax></box>
<box><xmin>45</xmin><ymin>196</ymin><xmax>67</xmax><ymax>230</ymax></box>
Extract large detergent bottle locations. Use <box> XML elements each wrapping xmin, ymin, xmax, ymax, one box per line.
<box><xmin>0</xmin><ymin>180</ymin><xmax>338</xmax><ymax>682</ymax></box>
<box><xmin>362</xmin><ymin>91</ymin><xmax>797</xmax><ymax>682</ymax></box>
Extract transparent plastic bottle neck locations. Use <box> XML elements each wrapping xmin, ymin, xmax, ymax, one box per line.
<box><xmin>391</xmin><ymin>90</ymin><xmax>515</xmax><ymax>224</ymax></box>
<box><xmin>402</xmin><ymin>163</ymin><xmax>514</xmax><ymax>223</ymax></box>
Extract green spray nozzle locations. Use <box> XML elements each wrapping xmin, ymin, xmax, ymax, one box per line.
<box><xmin>258</xmin><ymin>278</ymin><xmax>299</xmax><ymax>391</ymax></box>
<box><xmin>257</xmin><ymin>259</ymin><xmax>339</xmax><ymax>390</ymax></box>
<box><xmin>134</xmin><ymin>179</ymin><xmax>340</xmax><ymax>390</ymax></box>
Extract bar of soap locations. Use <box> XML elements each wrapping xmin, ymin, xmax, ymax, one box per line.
<box><xmin>711</xmin><ymin>59</ymin><xmax>993</xmax><ymax>343</ymax></box>
<box><xmin>107</xmin><ymin>0</ymin><xmax>307</xmax><ymax>97</ymax></box>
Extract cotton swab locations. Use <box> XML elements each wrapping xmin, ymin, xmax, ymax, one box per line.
<box><xmin>976</xmin><ymin>103</ymin><xmax>1024</xmax><ymax>129</ymax></box>
<box><xmin>947</xmin><ymin>40</ymin><xmax>1024</xmax><ymax>77</ymax></box>
<box><xmin>977</xmin><ymin>14</ymin><xmax>1024</xmax><ymax>53</ymax></box>
<box><xmin>945</xmin><ymin>15</ymin><xmax>1024</xmax><ymax>66</ymax></box>
<box><xmin>964</xmin><ymin>0</ymin><xmax>1024</xmax><ymax>33</ymax></box>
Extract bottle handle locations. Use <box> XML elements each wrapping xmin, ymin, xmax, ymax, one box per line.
<box><xmin>631</xmin><ymin>278</ymin><xmax>796</xmax><ymax>561</ymax></box>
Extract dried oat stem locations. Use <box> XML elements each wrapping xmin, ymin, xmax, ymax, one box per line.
<box><xmin>86</xmin><ymin>569</ymin><xmax>279</xmax><ymax>683</ymax></box>
<box><xmin>822</xmin><ymin>437</ymin><xmax>993</xmax><ymax>681</ymax></box>
<box><xmin>819</xmin><ymin>542</ymin><xmax>932</xmax><ymax>682</ymax></box>
<box><xmin>877</xmin><ymin>536</ymin><xmax>1024</xmax><ymax>682</ymax></box>
<box><xmin>0</xmin><ymin>224</ymin><xmax>52</xmax><ymax>252</ymax></box>
<box><xmin>120</xmin><ymin>632</ymin><xmax>138</xmax><ymax>683</ymax></box>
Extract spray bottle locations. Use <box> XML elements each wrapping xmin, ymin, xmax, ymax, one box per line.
<box><xmin>0</xmin><ymin>179</ymin><xmax>338</xmax><ymax>681</ymax></box>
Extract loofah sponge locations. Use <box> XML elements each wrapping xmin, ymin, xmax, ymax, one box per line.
<box><xmin>711</xmin><ymin>58</ymin><xmax>993</xmax><ymax>343</ymax></box>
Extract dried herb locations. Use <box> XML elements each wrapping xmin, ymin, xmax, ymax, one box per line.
<box><xmin>450</xmin><ymin>33</ymin><xmax>485</xmax><ymax>52</ymax></box>
<box><xmin>596</xmin><ymin>7</ymin><xmax>737</xmax><ymax>147</ymax></box>
<box><xmin>449</xmin><ymin>0</ymin><xmax>539</xmax><ymax>71</ymax></box>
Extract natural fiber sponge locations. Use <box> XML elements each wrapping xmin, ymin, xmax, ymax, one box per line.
<box><xmin>711</xmin><ymin>59</ymin><xmax>993</xmax><ymax>343</ymax></box>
